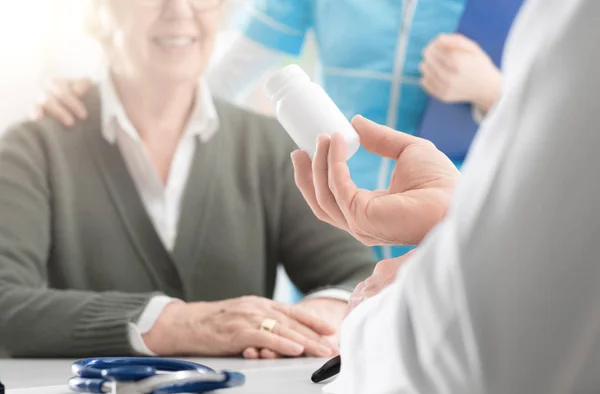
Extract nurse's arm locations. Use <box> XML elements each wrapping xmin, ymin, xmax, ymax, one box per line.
<box><xmin>208</xmin><ymin>0</ymin><xmax>313</xmax><ymax>103</ymax></box>
<box><xmin>207</xmin><ymin>34</ymin><xmax>285</xmax><ymax>103</ymax></box>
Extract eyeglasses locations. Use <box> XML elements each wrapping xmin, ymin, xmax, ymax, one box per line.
<box><xmin>135</xmin><ymin>0</ymin><xmax>224</xmax><ymax>12</ymax></box>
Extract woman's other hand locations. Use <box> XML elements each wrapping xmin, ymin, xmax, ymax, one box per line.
<box><xmin>142</xmin><ymin>296</ymin><xmax>339</xmax><ymax>358</ymax></box>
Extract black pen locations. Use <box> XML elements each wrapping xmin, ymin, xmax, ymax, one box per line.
<box><xmin>311</xmin><ymin>355</ymin><xmax>341</xmax><ymax>383</ymax></box>
<box><xmin>0</xmin><ymin>378</ymin><xmax>4</xmax><ymax>394</ymax></box>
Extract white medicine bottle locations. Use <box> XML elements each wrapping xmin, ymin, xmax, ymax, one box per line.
<box><xmin>264</xmin><ymin>65</ymin><xmax>360</xmax><ymax>159</ymax></box>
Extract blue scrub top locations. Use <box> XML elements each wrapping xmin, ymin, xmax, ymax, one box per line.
<box><xmin>244</xmin><ymin>0</ymin><xmax>466</xmax><ymax>259</ymax></box>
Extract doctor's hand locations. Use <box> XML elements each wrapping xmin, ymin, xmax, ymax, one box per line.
<box><xmin>142</xmin><ymin>296</ymin><xmax>338</xmax><ymax>358</ymax></box>
<box><xmin>348</xmin><ymin>250</ymin><xmax>417</xmax><ymax>314</ymax></box>
<box><xmin>31</xmin><ymin>78</ymin><xmax>91</xmax><ymax>127</ymax></box>
<box><xmin>291</xmin><ymin>116</ymin><xmax>460</xmax><ymax>246</ymax></box>
<box><xmin>420</xmin><ymin>33</ymin><xmax>502</xmax><ymax>114</ymax></box>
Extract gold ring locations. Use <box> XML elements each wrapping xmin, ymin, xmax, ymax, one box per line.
<box><xmin>260</xmin><ymin>318</ymin><xmax>278</xmax><ymax>333</ymax></box>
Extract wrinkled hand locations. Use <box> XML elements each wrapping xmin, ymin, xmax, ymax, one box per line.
<box><xmin>243</xmin><ymin>297</ymin><xmax>346</xmax><ymax>359</ymax></box>
<box><xmin>32</xmin><ymin>78</ymin><xmax>92</xmax><ymax>127</ymax></box>
<box><xmin>420</xmin><ymin>33</ymin><xmax>502</xmax><ymax>113</ymax></box>
<box><xmin>142</xmin><ymin>296</ymin><xmax>338</xmax><ymax>358</ymax></box>
<box><xmin>291</xmin><ymin>115</ymin><xmax>460</xmax><ymax>246</ymax></box>
<box><xmin>348</xmin><ymin>250</ymin><xmax>417</xmax><ymax>314</ymax></box>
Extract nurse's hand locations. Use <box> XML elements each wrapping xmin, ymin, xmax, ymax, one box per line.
<box><xmin>31</xmin><ymin>78</ymin><xmax>91</xmax><ymax>127</ymax></box>
<box><xmin>142</xmin><ymin>296</ymin><xmax>338</xmax><ymax>358</ymax></box>
<box><xmin>420</xmin><ymin>33</ymin><xmax>501</xmax><ymax>113</ymax></box>
<box><xmin>291</xmin><ymin>116</ymin><xmax>460</xmax><ymax>246</ymax></box>
<box><xmin>348</xmin><ymin>250</ymin><xmax>417</xmax><ymax>314</ymax></box>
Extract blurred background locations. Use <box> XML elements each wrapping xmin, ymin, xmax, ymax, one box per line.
<box><xmin>0</xmin><ymin>0</ymin><xmax>318</xmax><ymax>130</ymax></box>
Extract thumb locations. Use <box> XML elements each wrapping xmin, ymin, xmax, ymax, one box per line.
<box><xmin>351</xmin><ymin>115</ymin><xmax>424</xmax><ymax>159</ymax></box>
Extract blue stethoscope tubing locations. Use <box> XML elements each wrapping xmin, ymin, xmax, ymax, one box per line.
<box><xmin>69</xmin><ymin>357</ymin><xmax>245</xmax><ymax>393</ymax></box>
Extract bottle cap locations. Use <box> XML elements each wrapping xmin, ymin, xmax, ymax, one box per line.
<box><xmin>264</xmin><ymin>64</ymin><xmax>310</xmax><ymax>101</ymax></box>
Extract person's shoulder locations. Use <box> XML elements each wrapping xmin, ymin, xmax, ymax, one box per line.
<box><xmin>1</xmin><ymin>118</ymin><xmax>61</xmax><ymax>159</ymax></box>
<box><xmin>0</xmin><ymin>85</ymin><xmax>102</xmax><ymax>160</ymax></box>
<box><xmin>0</xmin><ymin>118</ymin><xmax>62</xmax><ymax>179</ymax></box>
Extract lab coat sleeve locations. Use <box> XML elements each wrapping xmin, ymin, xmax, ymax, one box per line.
<box><xmin>242</xmin><ymin>0</ymin><xmax>312</xmax><ymax>56</ymax></box>
<box><xmin>330</xmin><ymin>1</ymin><xmax>600</xmax><ymax>393</ymax></box>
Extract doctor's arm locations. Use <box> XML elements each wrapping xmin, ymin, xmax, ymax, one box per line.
<box><xmin>315</xmin><ymin>3</ymin><xmax>600</xmax><ymax>392</ymax></box>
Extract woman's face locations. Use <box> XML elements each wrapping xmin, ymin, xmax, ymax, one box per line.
<box><xmin>108</xmin><ymin>0</ymin><xmax>221</xmax><ymax>84</ymax></box>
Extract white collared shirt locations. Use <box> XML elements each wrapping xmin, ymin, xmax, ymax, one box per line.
<box><xmin>100</xmin><ymin>74</ymin><xmax>219</xmax><ymax>251</ymax></box>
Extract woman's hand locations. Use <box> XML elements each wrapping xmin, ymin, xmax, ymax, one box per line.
<box><xmin>243</xmin><ymin>297</ymin><xmax>346</xmax><ymax>359</ymax></box>
<box><xmin>291</xmin><ymin>116</ymin><xmax>460</xmax><ymax>247</ymax></box>
<box><xmin>420</xmin><ymin>33</ymin><xmax>502</xmax><ymax>113</ymax></box>
<box><xmin>32</xmin><ymin>78</ymin><xmax>92</xmax><ymax>127</ymax></box>
<box><xmin>142</xmin><ymin>296</ymin><xmax>338</xmax><ymax>358</ymax></box>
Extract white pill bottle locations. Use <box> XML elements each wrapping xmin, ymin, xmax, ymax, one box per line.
<box><xmin>264</xmin><ymin>65</ymin><xmax>360</xmax><ymax>159</ymax></box>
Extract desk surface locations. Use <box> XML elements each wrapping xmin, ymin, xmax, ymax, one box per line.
<box><xmin>0</xmin><ymin>358</ymin><xmax>327</xmax><ymax>394</ymax></box>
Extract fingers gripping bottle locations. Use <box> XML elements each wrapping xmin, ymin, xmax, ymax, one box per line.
<box><xmin>264</xmin><ymin>65</ymin><xmax>360</xmax><ymax>159</ymax></box>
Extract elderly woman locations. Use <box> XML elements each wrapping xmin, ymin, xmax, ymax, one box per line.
<box><xmin>0</xmin><ymin>0</ymin><xmax>376</xmax><ymax>358</ymax></box>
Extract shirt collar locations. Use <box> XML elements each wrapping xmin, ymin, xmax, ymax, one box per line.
<box><xmin>99</xmin><ymin>70</ymin><xmax>220</xmax><ymax>145</ymax></box>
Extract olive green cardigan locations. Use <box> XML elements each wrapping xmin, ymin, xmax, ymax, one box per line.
<box><xmin>0</xmin><ymin>88</ymin><xmax>375</xmax><ymax>357</ymax></box>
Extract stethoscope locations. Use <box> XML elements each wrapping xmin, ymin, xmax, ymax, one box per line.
<box><xmin>68</xmin><ymin>357</ymin><xmax>245</xmax><ymax>394</ymax></box>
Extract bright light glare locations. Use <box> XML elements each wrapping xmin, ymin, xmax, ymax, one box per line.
<box><xmin>0</xmin><ymin>1</ymin><xmax>50</xmax><ymax>57</ymax></box>
<box><xmin>0</xmin><ymin>1</ymin><xmax>95</xmax><ymax>129</ymax></box>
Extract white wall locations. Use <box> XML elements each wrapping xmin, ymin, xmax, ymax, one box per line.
<box><xmin>0</xmin><ymin>0</ymin><xmax>101</xmax><ymax>129</ymax></box>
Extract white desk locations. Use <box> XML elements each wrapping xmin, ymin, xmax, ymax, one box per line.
<box><xmin>0</xmin><ymin>358</ymin><xmax>327</xmax><ymax>394</ymax></box>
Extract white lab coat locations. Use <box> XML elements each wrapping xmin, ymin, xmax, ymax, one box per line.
<box><xmin>327</xmin><ymin>0</ymin><xmax>600</xmax><ymax>393</ymax></box>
